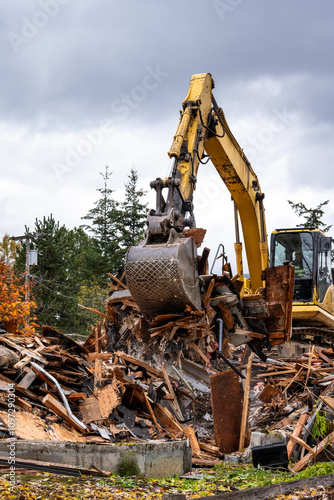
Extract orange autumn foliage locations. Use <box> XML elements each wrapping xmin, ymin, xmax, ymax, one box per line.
<box><xmin>0</xmin><ymin>260</ymin><xmax>38</xmax><ymax>335</ymax></box>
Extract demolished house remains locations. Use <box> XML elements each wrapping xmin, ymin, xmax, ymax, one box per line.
<box><xmin>0</xmin><ymin>227</ymin><xmax>333</xmax><ymax>477</ymax></box>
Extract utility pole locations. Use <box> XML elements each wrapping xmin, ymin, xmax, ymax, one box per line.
<box><xmin>10</xmin><ymin>232</ymin><xmax>47</xmax><ymax>327</ymax></box>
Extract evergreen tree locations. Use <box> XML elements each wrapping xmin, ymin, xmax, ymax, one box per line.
<box><xmin>81</xmin><ymin>165</ymin><xmax>123</xmax><ymax>275</ymax></box>
<box><xmin>288</xmin><ymin>199</ymin><xmax>333</xmax><ymax>264</ymax></box>
<box><xmin>288</xmin><ymin>200</ymin><xmax>332</xmax><ymax>232</ymax></box>
<box><xmin>15</xmin><ymin>215</ymin><xmax>103</xmax><ymax>333</ymax></box>
<box><xmin>120</xmin><ymin>166</ymin><xmax>147</xmax><ymax>252</ymax></box>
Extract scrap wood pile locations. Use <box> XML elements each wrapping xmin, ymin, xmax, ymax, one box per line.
<box><xmin>249</xmin><ymin>345</ymin><xmax>334</xmax><ymax>471</ymax></box>
<box><xmin>0</xmin><ymin>324</ymin><xmax>221</xmax><ymax>466</ymax></box>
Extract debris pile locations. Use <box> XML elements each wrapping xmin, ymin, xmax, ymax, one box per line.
<box><xmin>249</xmin><ymin>345</ymin><xmax>334</xmax><ymax>471</ymax></box>
<box><xmin>0</xmin><ymin>260</ymin><xmax>326</xmax><ymax>474</ymax></box>
<box><xmin>0</xmin><ymin>324</ymin><xmax>221</xmax><ymax>466</ymax></box>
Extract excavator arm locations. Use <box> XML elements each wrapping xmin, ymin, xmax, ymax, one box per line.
<box><xmin>125</xmin><ymin>73</ymin><xmax>271</xmax><ymax>318</ymax></box>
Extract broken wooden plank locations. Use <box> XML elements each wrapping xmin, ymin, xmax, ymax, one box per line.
<box><xmin>42</xmin><ymin>394</ymin><xmax>85</xmax><ymax>433</ymax></box>
<box><xmin>239</xmin><ymin>353</ymin><xmax>253</xmax><ymax>450</ymax></box>
<box><xmin>202</xmin><ymin>278</ymin><xmax>215</xmax><ymax>308</ymax></box>
<box><xmin>0</xmin><ymin>337</ymin><xmax>48</xmax><ymax>364</ymax></box>
<box><xmin>293</xmin><ymin>429</ymin><xmax>334</xmax><ymax>472</ymax></box>
<box><xmin>161</xmin><ymin>365</ymin><xmax>183</xmax><ymax>421</ymax></box>
<box><xmin>98</xmin><ymin>382</ymin><xmax>121</xmax><ymax>419</ymax></box>
<box><xmin>154</xmin><ymin>403</ymin><xmax>184</xmax><ymax>435</ymax></box>
<box><xmin>188</xmin><ymin>342</ymin><xmax>219</xmax><ymax>373</ymax></box>
<box><xmin>80</xmin><ymin>396</ymin><xmax>104</xmax><ymax>424</ymax></box>
<box><xmin>78</xmin><ymin>304</ymin><xmax>108</xmax><ymax>318</ymax></box>
<box><xmin>94</xmin><ymin>358</ymin><xmax>103</xmax><ymax>395</ymax></box>
<box><xmin>17</xmin><ymin>369</ymin><xmax>38</xmax><ymax>390</ymax></box>
<box><xmin>107</xmin><ymin>272</ymin><xmax>128</xmax><ymax>290</ymax></box>
<box><xmin>182</xmin><ymin>228</ymin><xmax>207</xmax><ymax>248</ymax></box>
<box><xmin>286</xmin><ymin>431</ymin><xmax>314</xmax><ymax>455</ymax></box>
<box><xmin>184</xmin><ymin>425</ymin><xmax>201</xmax><ymax>457</ymax></box>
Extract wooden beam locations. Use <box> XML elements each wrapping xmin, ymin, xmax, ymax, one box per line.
<box><xmin>184</xmin><ymin>425</ymin><xmax>201</xmax><ymax>457</ymax></box>
<box><xmin>287</xmin><ymin>412</ymin><xmax>309</xmax><ymax>458</ymax></box>
<box><xmin>107</xmin><ymin>273</ymin><xmax>128</xmax><ymax>289</ymax></box>
<box><xmin>293</xmin><ymin>429</ymin><xmax>334</xmax><ymax>472</ymax></box>
<box><xmin>202</xmin><ymin>278</ymin><xmax>215</xmax><ymax>308</ymax></box>
<box><xmin>161</xmin><ymin>365</ymin><xmax>183</xmax><ymax>421</ymax></box>
<box><xmin>94</xmin><ymin>359</ymin><xmax>103</xmax><ymax>395</ymax></box>
<box><xmin>239</xmin><ymin>354</ymin><xmax>253</xmax><ymax>450</ymax></box>
<box><xmin>42</xmin><ymin>394</ymin><xmax>85</xmax><ymax>433</ymax></box>
<box><xmin>286</xmin><ymin>431</ymin><xmax>314</xmax><ymax>455</ymax></box>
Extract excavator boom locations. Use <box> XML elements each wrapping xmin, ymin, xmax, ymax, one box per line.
<box><xmin>125</xmin><ymin>73</ymin><xmax>271</xmax><ymax>318</ymax></box>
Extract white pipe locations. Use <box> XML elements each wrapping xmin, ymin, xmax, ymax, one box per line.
<box><xmin>31</xmin><ymin>362</ymin><xmax>87</xmax><ymax>430</ymax></box>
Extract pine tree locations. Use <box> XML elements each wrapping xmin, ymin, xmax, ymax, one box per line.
<box><xmin>288</xmin><ymin>199</ymin><xmax>333</xmax><ymax>263</ymax></box>
<box><xmin>81</xmin><ymin>165</ymin><xmax>123</xmax><ymax>275</ymax></box>
<box><xmin>120</xmin><ymin>166</ymin><xmax>147</xmax><ymax>252</ymax></box>
<box><xmin>15</xmin><ymin>215</ymin><xmax>103</xmax><ymax>333</ymax></box>
<box><xmin>288</xmin><ymin>200</ymin><xmax>332</xmax><ymax>232</ymax></box>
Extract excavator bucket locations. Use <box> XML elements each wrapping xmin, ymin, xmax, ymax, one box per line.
<box><xmin>125</xmin><ymin>236</ymin><xmax>202</xmax><ymax>319</ymax></box>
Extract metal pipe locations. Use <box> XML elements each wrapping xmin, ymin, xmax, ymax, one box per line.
<box><xmin>217</xmin><ymin>318</ymin><xmax>223</xmax><ymax>354</ymax></box>
<box><xmin>31</xmin><ymin>362</ymin><xmax>87</xmax><ymax>430</ymax></box>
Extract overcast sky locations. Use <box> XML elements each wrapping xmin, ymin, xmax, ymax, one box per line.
<box><xmin>1</xmin><ymin>0</ymin><xmax>333</xmax><ymax>273</ymax></box>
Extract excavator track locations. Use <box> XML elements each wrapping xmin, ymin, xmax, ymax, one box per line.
<box><xmin>292</xmin><ymin>326</ymin><xmax>334</xmax><ymax>345</ymax></box>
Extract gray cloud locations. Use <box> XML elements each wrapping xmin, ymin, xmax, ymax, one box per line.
<box><xmin>1</xmin><ymin>0</ymin><xmax>334</xmax><ymax>248</ymax></box>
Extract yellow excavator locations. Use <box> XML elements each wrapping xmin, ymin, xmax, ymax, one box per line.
<box><xmin>125</xmin><ymin>73</ymin><xmax>333</xmax><ymax>348</ymax></box>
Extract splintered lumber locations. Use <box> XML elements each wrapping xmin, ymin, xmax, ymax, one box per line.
<box><xmin>42</xmin><ymin>394</ymin><xmax>85</xmax><ymax>433</ymax></box>
<box><xmin>184</xmin><ymin>425</ymin><xmax>201</xmax><ymax>457</ymax></box>
<box><xmin>217</xmin><ymin>302</ymin><xmax>235</xmax><ymax>330</ymax></box>
<box><xmin>319</xmin><ymin>395</ymin><xmax>334</xmax><ymax>411</ymax></box>
<box><xmin>116</xmin><ymin>351</ymin><xmax>161</xmax><ymax>377</ymax></box>
<box><xmin>239</xmin><ymin>354</ymin><xmax>253</xmax><ymax>450</ymax></box>
<box><xmin>285</xmin><ymin>431</ymin><xmax>314</xmax><ymax>455</ymax></box>
<box><xmin>94</xmin><ymin>359</ymin><xmax>103</xmax><ymax>395</ymax></box>
<box><xmin>98</xmin><ymin>383</ymin><xmax>121</xmax><ymax>418</ymax></box>
<box><xmin>258</xmin><ymin>383</ymin><xmax>280</xmax><ymax>403</ymax></box>
<box><xmin>202</xmin><ymin>278</ymin><xmax>215</xmax><ymax>308</ymax></box>
<box><xmin>140</xmin><ymin>387</ymin><xmax>162</xmax><ymax>432</ymax></box>
<box><xmin>198</xmin><ymin>441</ymin><xmax>221</xmax><ymax>456</ymax></box>
<box><xmin>67</xmin><ymin>392</ymin><xmax>87</xmax><ymax>402</ymax></box>
<box><xmin>161</xmin><ymin>365</ymin><xmax>183</xmax><ymax>421</ymax></box>
<box><xmin>210</xmin><ymin>369</ymin><xmax>246</xmax><ymax>454</ymax></box>
<box><xmin>198</xmin><ymin>247</ymin><xmax>210</xmax><ymax>275</ymax></box>
<box><xmin>107</xmin><ymin>272</ymin><xmax>128</xmax><ymax>290</ymax></box>
<box><xmin>154</xmin><ymin>403</ymin><xmax>184</xmax><ymax>436</ymax></box>
<box><xmin>182</xmin><ymin>227</ymin><xmax>207</xmax><ymax>247</ymax></box>
<box><xmin>80</xmin><ymin>396</ymin><xmax>104</xmax><ymax>424</ymax></box>
<box><xmin>314</xmin><ymin>348</ymin><xmax>334</xmax><ymax>367</ymax></box>
<box><xmin>293</xmin><ymin>429</ymin><xmax>334</xmax><ymax>472</ymax></box>
<box><xmin>188</xmin><ymin>342</ymin><xmax>219</xmax><ymax>373</ymax></box>
<box><xmin>0</xmin><ymin>337</ymin><xmax>48</xmax><ymax>365</ymax></box>
<box><xmin>17</xmin><ymin>369</ymin><xmax>38</xmax><ymax>390</ymax></box>
<box><xmin>257</xmin><ymin>369</ymin><xmax>297</xmax><ymax>378</ymax></box>
<box><xmin>0</xmin><ymin>372</ymin><xmax>40</xmax><ymax>402</ymax></box>
<box><xmin>78</xmin><ymin>304</ymin><xmax>108</xmax><ymax>318</ymax></box>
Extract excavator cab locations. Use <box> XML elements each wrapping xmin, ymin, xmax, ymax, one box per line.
<box><xmin>270</xmin><ymin>228</ymin><xmax>334</xmax><ymax>334</ymax></box>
